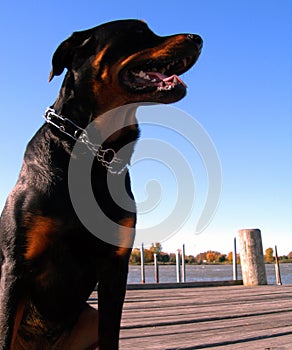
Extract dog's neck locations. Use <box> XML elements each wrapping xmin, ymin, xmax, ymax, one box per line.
<box><xmin>50</xmin><ymin>75</ymin><xmax>140</xmax><ymax>170</ymax></box>
<box><xmin>93</xmin><ymin>104</ymin><xmax>139</xmax><ymax>144</ymax></box>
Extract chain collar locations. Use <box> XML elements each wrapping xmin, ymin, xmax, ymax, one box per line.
<box><xmin>43</xmin><ymin>107</ymin><xmax>128</xmax><ymax>175</ymax></box>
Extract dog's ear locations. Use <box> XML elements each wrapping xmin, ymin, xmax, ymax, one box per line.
<box><xmin>48</xmin><ymin>29</ymin><xmax>94</xmax><ymax>82</ymax></box>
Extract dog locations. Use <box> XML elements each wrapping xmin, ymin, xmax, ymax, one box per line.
<box><xmin>0</xmin><ymin>19</ymin><xmax>202</xmax><ymax>349</ymax></box>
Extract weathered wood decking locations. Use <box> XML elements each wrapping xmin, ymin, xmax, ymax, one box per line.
<box><xmin>90</xmin><ymin>284</ymin><xmax>292</xmax><ymax>349</ymax></box>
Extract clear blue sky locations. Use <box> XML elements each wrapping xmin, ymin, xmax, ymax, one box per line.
<box><xmin>0</xmin><ymin>0</ymin><xmax>291</xmax><ymax>256</ymax></box>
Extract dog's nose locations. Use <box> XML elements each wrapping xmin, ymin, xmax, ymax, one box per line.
<box><xmin>187</xmin><ymin>34</ymin><xmax>203</xmax><ymax>51</ymax></box>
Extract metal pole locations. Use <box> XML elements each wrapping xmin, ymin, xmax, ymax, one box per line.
<box><xmin>154</xmin><ymin>253</ymin><xmax>159</xmax><ymax>283</ymax></box>
<box><xmin>233</xmin><ymin>237</ymin><xmax>238</xmax><ymax>280</ymax></box>
<box><xmin>176</xmin><ymin>250</ymin><xmax>181</xmax><ymax>283</ymax></box>
<box><xmin>141</xmin><ymin>243</ymin><xmax>145</xmax><ymax>284</ymax></box>
<box><xmin>182</xmin><ymin>244</ymin><xmax>186</xmax><ymax>282</ymax></box>
<box><xmin>274</xmin><ymin>245</ymin><xmax>282</xmax><ymax>285</ymax></box>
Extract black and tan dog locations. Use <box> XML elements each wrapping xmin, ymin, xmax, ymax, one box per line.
<box><xmin>0</xmin><ymin>20</ymin><xmax>202</xmax><ymax>349</ymax></box>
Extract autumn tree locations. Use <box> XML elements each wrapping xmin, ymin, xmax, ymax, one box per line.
<box><xmin>265</xmin><ymin>247</ymin><xmax>274</xmax><ymax>263</ymax></box>
<box><xmin>129</xmin><ymin>248</ymin><xmax>140</xmax><ymax>264</ymax></box>
<box><xmin>196</xmin><ymin>252</ymin><xmax>207</xmax><ymax>264</ymax></box>
<box><xmin>227</xmin><ymin>252</ymin><xmax>240</xmax><ymax>264</ymax></box>
<box><xmin>206</xmin><ymin>251</ymin><xmax>215</xmax><ymax>263</ymax></box>
<box><xmin>185</xmin><ymin>255</ymin><xmax>196</xmax><ymax>264</ymax></box>
<box><xmin>143</xmin><ymin>248</ymin><xmax>153</xmax><ymax>263</ymax></box>
<box><xmin>150</xmin><ymin>242</ymin><xmax>163</xmax><ymax>256</ymax></box>
<box><xmin>169</xmin><ymin>253</ymin><xmax>176</xmax><ymax>264</ymax></box>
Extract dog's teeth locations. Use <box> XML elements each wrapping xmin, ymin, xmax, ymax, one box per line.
<box><xmin>183</xmin><ymin>58</ymin><xmax>187</xmax><ymax>67</ymax></box>
<box><xmin>173</xmin><ymin>76</ymin><xmax>177</xmax><ymax>84</ymax></box>
<box><xmin>160</xmin><ymin>68</ymin><xmax>166</xmax><ymax>74</ymax></box>
<box><xmin>152</xmin><ymin>67</ymin><xmax>157</xmax><ymax>72</ymax></box>
<box><xmin>144</xmin><ymin>74</ymin><xmax>151</xmax><ymax>80</ymax></box>
<box><xmin>157</xmin><ymin>84</ymin><xmax>174</xmax><ymax>91</ymax></box>
<box><xmin>139</xmin><ymin>70</ymin><xmax>146</xmax><ymax>78</ymax></box>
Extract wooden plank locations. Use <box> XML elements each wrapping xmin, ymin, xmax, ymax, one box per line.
<box><xmin>126</xmin><ymin>280</ymin><xmax>243</xmax><ymax>290</ymax></box>
<box><xmin>89</xmin><ymin>285</ymin><xmax>292</xmax><ymax>349</ymax></box>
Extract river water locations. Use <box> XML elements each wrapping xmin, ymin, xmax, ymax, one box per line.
<box><xmin>128</xmin><ymin>263</ymin><xmax>292</xmax><ymax>285</ymax></box>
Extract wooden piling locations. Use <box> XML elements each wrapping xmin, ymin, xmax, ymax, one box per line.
<box><xmin>237</xmin><ymin>229</ymin><xmax>267</xmax><ymax>286</ymax></box>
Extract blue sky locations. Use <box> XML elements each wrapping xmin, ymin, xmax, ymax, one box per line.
<box><xmin>0</xmin><ymin>0</ymin><xmax>291</xmax><ymax>256</ymax></box>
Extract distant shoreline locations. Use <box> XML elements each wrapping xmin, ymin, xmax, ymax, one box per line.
<box><xmin>129</xmin><ymin>260</ymin><xmax>292</xmax><ymax>266</ymax></box>
<box><xmin>128</xmin><ymin>263</ymin><xmax>292</xmax><ymax>285</ymax></box>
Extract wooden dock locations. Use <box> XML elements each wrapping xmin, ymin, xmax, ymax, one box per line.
<box><xmin>89</xmin><ymin>284</ymin><xmax>292</xmax><ymax>349</ymax></box>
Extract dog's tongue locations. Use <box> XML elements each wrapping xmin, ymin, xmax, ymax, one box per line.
<box><xmin>146</xmin><ymin>72</ymin><xmax>187</xmax><ymax>88</ymax></box>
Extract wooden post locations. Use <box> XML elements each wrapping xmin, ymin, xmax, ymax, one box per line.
<box><xmin>182</xmin><ymin>244</ymin><xmax>186</xmax><ymax>282</ymax></box>
<box><xmin>154</xmin><ymin>253</ymin><xmax>159</xmax><ymax>283</ymax></box>
<box><xmin>141</xmin><ymin>243</ymin><xmax>145</xmax><ymax>284</ymax></box>
<box><xmin>176</xmin><ymin>250</ymin><xmax>181</xmax><ymax>283</ymax></box>
<box><xmin>233</xmin><ymin>237</ymin><xmax>238</xmax><ymax>281</ymax></box>
<box><xmin>237</xmin><ymin>229</ymin><xmax>267</xmax><ymax>286</ymax></box>
<box><xmin>274</xmin><ymin>245</ymin><xmax>282</xmax><ymax>285</ymax></box>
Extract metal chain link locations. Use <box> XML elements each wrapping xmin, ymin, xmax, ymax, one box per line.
<box><xmin>43</xmin><ymin>107</ymin><xmax>128</xmax><ymax>175</ymax></box>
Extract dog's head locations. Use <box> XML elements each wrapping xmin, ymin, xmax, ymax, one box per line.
<box><xmin>49</xmin><ymin>20</ymin><xmax>202</xmax><ymax>114</ymax></box>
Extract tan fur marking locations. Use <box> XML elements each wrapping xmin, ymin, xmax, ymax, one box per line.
<box><xmin>24</xmin><ymin>215</ymin><xmax>58</xmax><ymax>260</ymax></box>
<box><xmin>92</xmin><ymin>45</ymin><xmax>109</xmax><ymax>67</ymax></box>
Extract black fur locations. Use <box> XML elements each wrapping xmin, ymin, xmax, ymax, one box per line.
<box><xmin>0</xmin><ymin>19</ymin><xmax>202</xmax><ymax>349</ymax></box>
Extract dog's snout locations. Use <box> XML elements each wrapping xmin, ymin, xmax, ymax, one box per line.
<box><xmin>187</xmin><ymin>34</ymin><xmax>203</xmax><ymax>51</ymax></box>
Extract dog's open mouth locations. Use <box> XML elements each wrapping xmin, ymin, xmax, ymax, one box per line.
<box><xmin>121</xmin><ymin>56</ymin><xmax>194</xmax><ymax>92</ymax></box>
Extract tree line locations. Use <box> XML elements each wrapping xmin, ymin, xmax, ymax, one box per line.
<box><xmin>264</xmin><ymin>247</ymin><xmax>292</xmax><ymax>263</ymax></box>
<box><xmin>129</xmin><ymin>243</ymin><xmax>292</xmax><ymax>265</ymax></box>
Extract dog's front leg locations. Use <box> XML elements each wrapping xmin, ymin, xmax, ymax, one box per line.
<box><xmin>0</xmin><ymin>258</ymin><xmax>25</xmax><ymax>350</ymax></box>
<box><xmin>97</xmin><ymin>253</ymin><xmax>130</xmax><ymax>350</ymax></box>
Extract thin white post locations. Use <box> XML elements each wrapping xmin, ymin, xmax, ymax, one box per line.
<box><xmin>274</xmin><ymin>245</ymin><xmax>282</xmax><ymax>285</ymax></box>
<box><xmin>141</xmin><ymin>243</ymin><xmax>145</xmax><ymax>284</ymax></box>
<box><xmin>233</xmin><ymin>237</ymin><xmax>238</xmax><ymax>280</ymax></box>
<box><xmin>176</xmin><ymin>250</ymin><xmax>181</xmax><ymax>283</ymax></box>
<box><xmin>182</xmin><ymin>244</ymin><xmax>186</xmax><ymax>282</ymax></box>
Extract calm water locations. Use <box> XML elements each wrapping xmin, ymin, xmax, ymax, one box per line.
<box><xmin>128</xmin><ymin>263</ymin><xmax>292</xmax><ymax>285</ymax></box>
